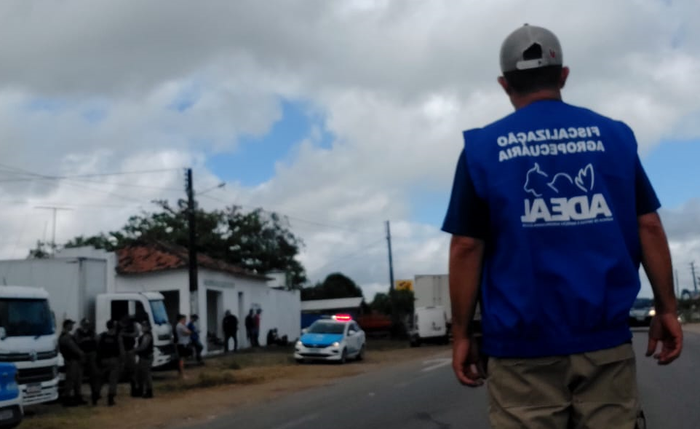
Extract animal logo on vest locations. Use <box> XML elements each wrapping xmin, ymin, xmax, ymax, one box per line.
<box><xmin>524</xmin><ymin>163</ymin><xmax>594</xmax><ymax>197</ymax></box>
<box><xmin>521</xmin><ymin>163</ymin><xmax>612</xmax><ymax>225</ymax></box>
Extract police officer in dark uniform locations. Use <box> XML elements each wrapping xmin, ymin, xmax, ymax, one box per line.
<box><xmin>58</xmin><ymin>319</ymin><xmax>85</xmax><ymax>407</ymax></box>
<box><xmin>97</xmin><ymin>320</ymin><xmax>122</xmax><ymax>406</ymax></box>
<box><xmin>74</xmin><ymin>318</ymin><xmax>100</xmax><ymax>405</ymax></box>
<box><xmin>119</xmin><ymin>315</ymin><xmax>139</xmax><ymax>397</ymax></box>
<box><xmin>134</xmin><ymin>321</ymin><xmax>154</xmax><ymax>398</ymax></box>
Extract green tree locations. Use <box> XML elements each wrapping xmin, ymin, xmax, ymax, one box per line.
<box><xmin>370</xmin><ymin>290</ymin><xmax>414</xmax><ymax>316</ymax></box>
<box><xmin>301</xmin><ymin>272</ymin><xmax>364</xmax><ymax>301</ymax></box>
<box><xmin>59</xmin><ymin>200</ymin><xmax>307</xmax><ymax>287</ymax></box>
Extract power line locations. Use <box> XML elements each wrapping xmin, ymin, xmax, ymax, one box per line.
<box><xmin>0</xmin><ymin>166</ymin><xmax>180</xmax><ymax>183</ymax></box>
<box><xmin>0</xmin><ymin>201</ymin><xmax>144</xmax><ymax>209</ymax></box>
<box><xmin>199</xmin><ymin>193</ymin><xmax>378</xmax><ymax>236</ymax></box>
<box><xmin>308</xmin><ymin>238</ymin><xmax>386</xmax><ymax>276</ymax></box>
<box><xmin>0</xmin><ymin>171</ymin><xmax>182</xmax><ymax>192</ymax></box>
<box><xmin>0</xmin><ymin>163</ymin><xmax>154</xmax><ymax>204</ymax></box>
<box><xmin>58</xmin><ymin>181</ymin><xmax>150</xmax><ymax>204</ymax></box>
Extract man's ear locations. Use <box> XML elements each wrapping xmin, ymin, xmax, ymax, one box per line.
<box><xmin>497</xmin><ymin>76</ymin><xmax>512</xmax><ymax>95</ymax></box>
<box><xmin>560</xmin><ymin>67</ymin><xmax>570</xmax><ymax>89</ymax></box>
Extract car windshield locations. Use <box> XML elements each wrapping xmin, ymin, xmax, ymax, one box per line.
<box><xmin>149</xmin><ymin>300</ymin><xmax>169</xmax><ymax>325</ymax></box>
<box><xmin>308</xmin><ymin>322</ymin><xmax>345</xmax><ymax>334</ymax></box>
<box><xmin>0</xmin><ymin>298</ymin><xmax>55</xmax><ymax>337</ymax></box>
<box><xmin>632</xmin><ymin>298</ymin><xmax>654</xmax><ymax>309</ymax></box>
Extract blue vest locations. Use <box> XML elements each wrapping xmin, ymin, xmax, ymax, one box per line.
<box><xmin>465</xmin><ymin>100</ymin><xmax>642</xmax><ymax>358</ymax></box>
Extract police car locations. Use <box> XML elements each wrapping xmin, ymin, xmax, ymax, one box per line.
<box><xmin>295</xmin><ymin>315</ymin><xmax>366</xmax><ymax>364</ymax></box>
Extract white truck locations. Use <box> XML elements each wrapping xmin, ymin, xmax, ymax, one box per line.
<box><xmin>0</xmin><ymin>286</ymin><xmax>60</xmax><ymax>406</ymax></box>
<box><xmin>413</xmin><ymin>274</ymin><xmax>481</xmax><ymax>334</ymax></box>
<box><xmin>0</xmin><ymin>257</ymin><xmax>176</xmax><ymax>378</ymax></box>
<box><xmin>409</xmin><ymin>306</ymin><xmax>449</xmax><ymax>347</ymax></box>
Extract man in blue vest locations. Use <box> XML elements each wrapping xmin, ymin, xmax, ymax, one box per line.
<box><xmin>443</xmin><ymin>24</ymin><xmax>683</xmax><ymax>428</ymax></box>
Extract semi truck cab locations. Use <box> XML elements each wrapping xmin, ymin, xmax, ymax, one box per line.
<box><xmin>0</xmin><ymin>287</ymin><xmax>59</xmax><ymax>406</ymax></box>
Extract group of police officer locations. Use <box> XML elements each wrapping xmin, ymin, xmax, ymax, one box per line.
<box><xmin>58</xmin><ymin>315</ymin><xmax>154</xmax><ymax>407</ymax></box>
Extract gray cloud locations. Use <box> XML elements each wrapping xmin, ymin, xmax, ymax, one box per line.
<box><xmin>0</xmin><ymin>0</ymin><xmax>699</xmax><ymax>295</ymax></box>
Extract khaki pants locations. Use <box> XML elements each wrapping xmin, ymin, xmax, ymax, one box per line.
<box><xmin>487</xmin><ymin>343</ymin><xmax>640</xmax><ymax>429</ymax></box>
<box><xmin>100</xmin><ymin>357</ymin><xmax>120</xmax><ymax>397</ymax></box>
<box><xmin>136</xmin><ymin>356</ymin><xmax>153</xmax><ymax>392</ymax></box>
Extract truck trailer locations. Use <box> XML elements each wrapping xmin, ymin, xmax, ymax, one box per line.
<box><xmin>413</xmin><ymin>274</ymin><xmax>481</xmax><ymax>333</ymax></box>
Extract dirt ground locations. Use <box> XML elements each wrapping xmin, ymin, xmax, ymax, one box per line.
<box><xmin>24</xmin><ymin>341</ymin><xmax>450</xmax><ymax>429</ymax></box>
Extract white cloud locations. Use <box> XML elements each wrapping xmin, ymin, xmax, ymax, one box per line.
<box><xmin>0</xmin><ymin>0</ymin><xmax>699</xmax><ymax>299</ymax></box>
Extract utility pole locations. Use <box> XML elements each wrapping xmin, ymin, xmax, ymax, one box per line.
<box><xmin>386</xmin><ymin>220</ymin><xmax>398</xmax><ymax>336</ymax></box>
<box><xmin>186</xmin><ymin>169</ymin><xmax>198</xmax><ymax>293</ymax></box>
<box><xmin>35</xmin><ymin>206</ymin><xmax>72</xmax><ymax>256</ymax></box>
<box><xmin>674</xmin><ymin>269</ymin><xmax>680</xmax><ymax>298</ymax></box>
<box><xmin>691</xmin><ymin>262</ymin><xmax>698</xmax><ymax>294</ymax></box>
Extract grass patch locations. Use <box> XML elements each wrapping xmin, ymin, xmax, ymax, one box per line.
<box><xmin>22</xmin><ymin>405</ymin><xmax>94</xmax><ymax>429</ymax></box>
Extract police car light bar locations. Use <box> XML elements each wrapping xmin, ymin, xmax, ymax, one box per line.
<box><xmin>332</xmin><ymin>314</ymin><xmax>352</xmax><ymax>322</ymax></box>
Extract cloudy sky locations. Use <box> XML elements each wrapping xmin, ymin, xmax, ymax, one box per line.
<box><xmin>0</xmin><ymin>0</ymin><xmax>699</xmax><ymax>300</ymax></box>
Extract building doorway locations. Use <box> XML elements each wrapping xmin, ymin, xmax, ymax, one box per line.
<box><xmin>206</xmin><ymin>289</ymin><xmax>224</xmax><ymax>353</ymax></box>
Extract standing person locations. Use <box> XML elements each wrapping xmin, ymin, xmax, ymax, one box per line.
<box><xmin>134</xmin><ymin>321</ymin><xmax>154</xmax><ymax>399</ymax></box>
<box><xmin>118</xmin><ymin>315</ymin><xmax>140</xmax><ymax>397</ymax></box>
<box><xmin>187</xmin><ymin>315</ymin><xmax>204</xmax><ymax>364</ymax></box>
<box><xmin>175</xmin><ymin>314</ymin><xmax>192</xmax><ymax>379</ymax></box>
<box><xmin>222</xmin><ymin>310</ymin><xmax>238</xmax><ymax>353</ymax></box>
<box><xmin>97</xmin><ymin>320</ymin><xmax>122</xmax><ymax>407</ymax></box>
<box><xmin>443</xmin><ymin>24</ymin><xmax>682</xmax><ymax>428</ymax></box>
<box><xmin>244</xmin><ymin>310</ymin><xmax>255</xmax><ymax>347</ymax></box>
<box><xmin>253</xmin><ymin>309</ymin><xmax>262</xmax><ymax>347</ymax></box>
<box><xmin>74</xmin><ymin>318</ymin><xmax>100</xmax><ymax>406</ymax></box>
<box><xmin>58</xmin><ymin>319</ymin><xmax>85</xmax><ymax>407</ymax></box>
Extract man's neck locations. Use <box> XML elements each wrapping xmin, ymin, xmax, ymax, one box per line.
<box><xmin>511</xmin><ymin>89</ymin><xmax>562</xmax><ymax>110</ymax></box>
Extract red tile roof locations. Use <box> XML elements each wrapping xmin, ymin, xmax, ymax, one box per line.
<box><xmin>116</xmin><ymin>242</ymin><xmax>268</xmax><ymax>280</ymax></box>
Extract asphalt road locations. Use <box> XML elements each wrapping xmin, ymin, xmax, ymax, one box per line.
<box><xmin>187</xmin><ymin>330</ymin><xmax>700</xmax><ymax>429</ymax></box>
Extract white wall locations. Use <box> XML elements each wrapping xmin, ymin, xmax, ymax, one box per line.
<box><xmin>197</xmin><ymin>269</ymin><xmax>301</xmax><ymax>353</ymax></box>
<box><xmin>115</xmin><ymin>267</ymin><xmax>301</xmax><ymax>355</ymax></box>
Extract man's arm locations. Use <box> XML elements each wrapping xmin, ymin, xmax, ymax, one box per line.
<box><xmin>449</xmin><ymin>236</ymin><xmax>485</xmax><ymax>340</ymax></box>
<box><xmin>449</xmin><ymin>235</ymin><xmax>486</xmax><ymax>387</ymax></box>
<box><xmin>639</xmin><ymin>212</ymin><xmax>682</xmax><ymax>365</ymax></box>
<box><xmin>442</xmin><ymin>149</ymin><xmax>489</xmax><ymax>387</ymax></box>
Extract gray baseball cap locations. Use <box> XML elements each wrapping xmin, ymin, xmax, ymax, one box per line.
<box><xmin>500</xmin><ymin>24</ymin><xmax>563</xmax><ymax>72</ymax></box>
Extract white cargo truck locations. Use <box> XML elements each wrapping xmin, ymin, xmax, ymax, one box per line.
<box><xmin>0</xmin><ymin>257</ymin><xmax>176</xmax><ymax>374</ymax></box>
<box><xmin>409</xmin><ymin>306</ymin><xmax>449</xmax><ymax>347</ymax></box>
<box><xmin>413</xmin><ymin>274</ymin><xmax>481</xmax><ymax>334</ymax></box>
<box><xmin>0</xmin><ymin>286</ymin><xmax>60</xmax><ymax>406</ymax></box>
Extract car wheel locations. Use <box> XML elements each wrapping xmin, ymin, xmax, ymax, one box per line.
<box><xmin>357</xmin><ymin>345</ymin><xmax>365</xmax><ymax>361</ymax></box>
<box><xmin>339</xmin><ymin>348</ymin><xmax>347</xmax><ymax>364</ymax></box>
<box><xmin>295</xmin><ymin>358</ymin><xmax>305</xmax><ymax>364</ymax></box>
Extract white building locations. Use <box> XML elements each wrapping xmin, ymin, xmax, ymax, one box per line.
<box><xmin>40</xmin><ymin>244</ymin><xmax>301</xmax><ymax>353</ymax></box>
